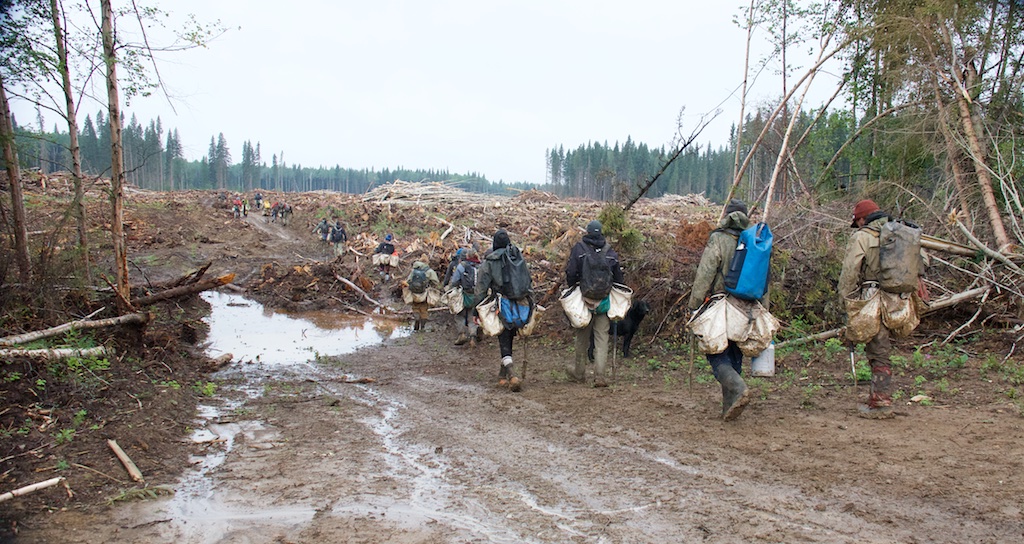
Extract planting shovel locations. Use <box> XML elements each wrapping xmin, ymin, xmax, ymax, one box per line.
<box><xmin>850</xmin><ymin>349</ymin><xmax>857</xmax><ymax>385</ymax></box>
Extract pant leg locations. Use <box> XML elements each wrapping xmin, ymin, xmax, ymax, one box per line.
<box><xmin>498</xmin><ymin>328</ymin><xmax>515</xmax><ymax>358</ymax></box>
<box><xmin>574</xmin><ymin>321</ymin><xmax>593</xmax><ymax>379</ymax></box>
<box><xmin>709</xmin><ymin>341</ymin><xmax>743</xmax><ymax>380</ymax></box>
<box><xmin>591</xmin><ymin>312</ymin><xmax>611</xmax><ymax>380</ymax></box>
<box><xmin>865</xmin><ymin>325</ymin><xmax>893</xmax><ymax>407</ymax></box>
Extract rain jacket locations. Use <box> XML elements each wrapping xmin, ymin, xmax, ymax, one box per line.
<box><xmin>688</xmin><ymin>210</ymin><xmax>766</xmax><ymax>310</ymax></box>
<box><xmin>406</xmin><ymin>261</ymin><xmax>440</xmax><ymax>289</ymax></box>
<box><xmin>565</xmin><ymin>232</ymin><xmax>625</xmax><ymax>287</ymax></box>
<box><xmin>838</xmin><ymin>214</ymin><xmax>888</xmax><ymax>300</ymax></box>
<box><xmin>474</xmin><ymin>246</ymin><xmax>509</xmax><ymax>301</ymax></box>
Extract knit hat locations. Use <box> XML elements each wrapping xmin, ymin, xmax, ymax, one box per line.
<box><xmin>851</xmin><ymin>199</ymin><xmax>881</xmax><ymax>227</ymax></box>
<box><xmin>724</xmin><ymin>199</ymin><xmax>747</xmax><ymax>216</ymax></box>
<box><xmin>492</xmin><ymin>229</ymin><xmax>510</xmax><ymax>249</ymax></box>
<box><xmin>587</xmin><ymin>220</ymin><xmax>603</xmax><ymax>235</ymax></box>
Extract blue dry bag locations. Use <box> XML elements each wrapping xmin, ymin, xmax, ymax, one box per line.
<box><xmin>724</xmin><ymin>222</ymin><xmax>772</xmax><ymax>301</ymax></box>
<box><xmin>499</xmin><ymin>297</ymin><xmax>532</xmax><ymax>329</ymax></box>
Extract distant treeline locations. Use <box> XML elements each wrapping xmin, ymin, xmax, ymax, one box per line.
<box><xmin>11</xmin><ymin>105</ymin><xmax>887</xmax><ymax>204</ymax></box>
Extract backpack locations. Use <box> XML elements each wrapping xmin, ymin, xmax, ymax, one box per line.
<box><xmin>409</xmin><ymin>268</ymin><xmax>428</xmax><ymax>294</ymax></box>
<box><xmin>876</xmin><ymin>220</ymin><xmax>922</xmax><ymax>294</ymax></box>
<box><xmin>499</xmin><ymin>296</ymin><xmax>533</xmax><ymax>329</ymax></box>
<box><xmin>724</xmin><ymin>222</ymin><xmax>773</xmax><ymax>301</ymax></box>
<box><xmin>499</xmin><ymin>245</ymin><xmax>532</xmax><ymax>300</ymax></box>
<box><xmin>579</xmin><ymin>242</ymin><xmax>614</xmax><ymax>300</ymax></box>
<box><xmin>459</xmin><ymin>261</ymin><xmax>478</xmax><ymax>292</ymax></box>
<box><xmin>331</xmin><ymin>227</ymin><xmax>346</xmax><ymax>243</ymax></box>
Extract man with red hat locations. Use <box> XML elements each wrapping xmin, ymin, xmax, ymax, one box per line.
<box><xmin>839</xmin><ymin>199</ymin><xmax>896</xmax><ymax>418</ymax></box>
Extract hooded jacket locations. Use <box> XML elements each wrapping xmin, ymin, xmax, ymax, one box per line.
<box><xmin>838</xmin><ymin>212</ymin><xmax>889</xmax><ymax>299</ymax></box>
<box><xmin>688</xmin><ymin>210</ymin><xmax>757</xmax><ymax>310</ymax></box>
<box><xmin>407</xmin><ymin>261</ymin><xmax>440</xmax><ymax>289</ymax></box>
<box><xmin>565</xmin><ymin>232</ymin><xmax>624</xmax><ymax>286</ymax></box>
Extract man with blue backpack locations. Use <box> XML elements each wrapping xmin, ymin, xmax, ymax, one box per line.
<box><xmin>474</xmin><ymin>229</ymin><xmax>532</xmax><ymax>392</ymax></box>
<box><xmin>689</xmin><ymin>199</ymin><xmax>771</xmax><ymax>421</ymax></box>
<box><xmin>566</xmin><ymin>220</ymin><xmax>625</xmax><ymax>387</ymax></box>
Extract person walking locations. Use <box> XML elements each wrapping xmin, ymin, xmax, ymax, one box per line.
<box><xmin>450</xmin><ymin>248</ymin><xmax>482</xmax><ymax>346</ymax></box>
<box><xmin>838</xmin><ymin>199</ymin><xmax>926</xmax><ymax>419</ymax></box>
<box><xmin>689</xmin><ymin>199</ymin><xmax>763</xmax><ymax>421</ymax></box>
<box><xmin>374</xmin><ymin>234</ymin><xmax>397</xmax><ymax>280</ymax></box>
<box><xmin>406</xmin><ymin>261</ymin><xmax>440</xmax><ymax>331</ymax></box>
<box><xmin>474</xmin><ymin>229</ymin><xmax>531</xmax><ymax>392</ymax></box>
<box><xmin>442</xmin><ymin>248</ymin><xmax>466</xmax><ymax>288</ymax></box>
<box><xmin>330</xmin><ymin>220</ymin><xmax>348</xmax><ymax>257</ymax></box>
<box><xmin>565</xmin><ymin>220</ymin><xmax>624</xmax><ymax>387</ymax></box>
<box><xmin>313</xmin><ymin>218</ymin><xmax>330</xmax><ymax>243</ymax></box>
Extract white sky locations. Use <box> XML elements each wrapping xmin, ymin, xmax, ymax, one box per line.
<box><xmin>14</xmin><ymin>0</ymin><xmax>847</xmax><ymax>184</ymax></box>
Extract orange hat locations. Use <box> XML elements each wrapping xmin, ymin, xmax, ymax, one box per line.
<box><xmin>851</xmin><ymin>199</ymin><xmax>880</xmax><ymax>227</ymax></box>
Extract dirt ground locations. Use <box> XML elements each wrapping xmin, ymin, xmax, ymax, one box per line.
<box><xmin>3</xmin><ymin>184</ymin><xmax>1024</xmax><ymax>543</ymax></box>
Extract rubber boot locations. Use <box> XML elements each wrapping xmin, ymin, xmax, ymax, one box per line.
<box><xmin>859</xmin><ymin>363</ymin><xmax>895</xmax><ymax>419</ymax></box>
<box><xmin>454</xmin><ymin>322</ymin><xmax>468</xmax><ymax>346</ymax></box>
<box><xmin>498</xmin><ymin>357</ymin><xmax>511</xmax><ymax>388</ymax></box>
<box><xmin>718</xmin><ymin>366</ymin><xmax>750</xmax><ymax>421</ymax></box>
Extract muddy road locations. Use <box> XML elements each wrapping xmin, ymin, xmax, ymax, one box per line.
<box><xmin>5</xmin><ymin>187</ymin><xmax>1023</xmax><ymax>543</ymax></box>
<box><xmin>18</xmin><ymin>292</ymin><xmax>1024</xmax><ymax>543</ymax></box>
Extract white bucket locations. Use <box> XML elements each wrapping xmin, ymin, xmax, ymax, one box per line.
<box><xmin>751</xmin><ymin>342</ymin><xmax>775</xmax><ymax>377</ymax></box>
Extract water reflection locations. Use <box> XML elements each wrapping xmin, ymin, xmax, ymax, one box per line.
<box><xmin>201</xmin><ymin>291</ymin><xmax>409</xmax><ymax>364</ymax></box>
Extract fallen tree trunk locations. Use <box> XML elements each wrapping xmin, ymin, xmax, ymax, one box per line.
<box><xmin>922</xmin><ymin>234</ymin><xmax>980</xmax><ymax>258</ymax></box>
<box><xmin>0</xmin><ymin>346</ymin><xmax>113</xmax><ymax>361</ymax></box>
<box><xmin>333</xmin><ymin>274</ymin><xmax>390</xmax><ymax>310</ymax></box>
<box><xmin>776</xmin><ymin>286</ymin><xmax>991</xmax><ymax>349</ymax></box>
<box><xmin>0</xmin><ymin>312</ymin><xmax>149</xmax><ymax>347</ymax></box>
<box><xmin>132</xmin><ymin>273</ymin><xmax>235</xmax><ymax>307</ymax></box>
<box><xmin>0</xmin><ymin>477</ymin><xmax>66</xmax><ymax>504</ymax></box>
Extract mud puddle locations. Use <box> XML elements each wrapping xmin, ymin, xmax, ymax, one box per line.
<box><xmin>130</xmin><ymin>291</ymin><xmax>413</xmax><ymax>543</ymax></box>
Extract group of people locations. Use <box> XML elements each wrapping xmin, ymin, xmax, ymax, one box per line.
<box><xmin>685</xmin><ymin>197</ymin><xmax>925</xmax><ymax>421</ymax></box>
<box><xmin>370</xmin><ymin>197</ymin><xmax>923</xmax><ymax>420</ymax></box>
<box><xmin>313</xmin><ymin>218</ymin><xmax>348</xmax><ymax>256</ymax></box>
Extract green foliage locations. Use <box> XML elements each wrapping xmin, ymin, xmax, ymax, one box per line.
<box><xmin>597</xmin><ymin>204</ymin><xmax>645</xmax><ymax>254</ymax></box>
<box><xmin>194</xmin><ymin>381</ymin><xmax>217</xmax><ymax>397</ymax></box>
<box><xmin>106</xmin><ymin>485</ymin><xmax>175</xmax><ymax>505</ymax></box>
<box><xmin>72</xmin><ymin>410</ymin><xmax>88</xmax><ymax>427</ymax></box>
<box><xmin>56</xmin><ymin>459</ymin><xmax>70</xmax><ymax>471</ymax></box>
<box><xmin>52</xmin><ymin>428</ymin><xmax>75</xmax><ymax>445</ymax></box>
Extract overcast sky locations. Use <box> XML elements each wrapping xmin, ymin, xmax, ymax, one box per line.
<box><xmin>16</xmin><ymin>0</ymin><xmax>845</xmax><ymax>184</ymax></box>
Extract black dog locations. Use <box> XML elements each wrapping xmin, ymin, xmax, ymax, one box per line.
<box><xmin>588</xmin><ymin>300</ymin><xmax>651</xmax><ymax>360</ymax></box>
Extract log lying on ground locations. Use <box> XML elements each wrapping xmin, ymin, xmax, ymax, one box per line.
<box><xmin>0</xmin><ymin>313</ymin><xmax>149</xmax><ymax>347</ymax></box>
<box><xmin>132</xmin><ymin>273</ymin><xmax>235</xmax><ymax>307</ymax></box>
<box><xmin>776</xmin><ymin>286</ymin><xmax>991</xmax><ymax>349</ymax></box>
<box><xmin>108</xmin><ymin>439</ymin><xmax>144</xmax><ymax>483</ymax></box>
<box><xmin>0</xmin><ymin>477</ymin><xmax>66</xmax><ymax>503</ymax></box>
<box><xmin>922</xmin><ymin>234</ymin><xmax>979</xmax><ymax>258</ymax></box>
<box><xmin>145</xmin><ymin>261</ymin><xmax>212</xmax><ymax>290</ymax></box>
<box><xmin>0</xmin><ymin>346</ymin><xmax>113</xmax><ymax>361</ymax></box>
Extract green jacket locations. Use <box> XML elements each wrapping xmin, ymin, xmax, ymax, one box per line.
<box><xmin>407</xmin><ymin>261</ymin><xmax>440</xmax><ymax>288</ymax></box>
<box><xmin>474</xmin><ymin>247</ymin><xmax>508</xmax><ymax>301</ymax></box>
<box><xmin>837</xmin><ymin>216</ymin><xmax>886</xmax><ymax>300</ymax></box>
<box><xmin>688</xmin><ymin>211</ymin><xmax>752</xmax><ymax>310</ymax></box>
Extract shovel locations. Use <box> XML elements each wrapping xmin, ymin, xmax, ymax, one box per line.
<box><xmin>850</xmin><ymin>349</ymin><xmax>857</xmax><ymax>385</ymax></box>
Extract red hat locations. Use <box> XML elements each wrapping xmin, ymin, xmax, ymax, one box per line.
<box><xmin>851</xmin><ymin>199</ymin><xmax>880</xmax><ymax>227</ymax></box>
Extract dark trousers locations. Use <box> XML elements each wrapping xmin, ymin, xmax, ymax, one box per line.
<box><xmin>498</xmin><ymin>327</ymin><xmax>517</xmax><ymax>358</ymax></box>
<box><xmin>708</xmin><ymin>341</ymin><xmax>743</xmax><ymax>380</ymax></box>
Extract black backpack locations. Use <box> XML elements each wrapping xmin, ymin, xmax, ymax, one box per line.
<box><xmin>579</xmin><ymin>243</ymin><xmax>614</xmax><ymax>300</ymax></box>
<box><xmin>499</xmin><ymin>245</ymin><xmax>532</xmax><ymax>300</ymax></box>
<box><xmin>331</xmin><ymin>227</ymin><xmax>346</xmax><ymax>243</ymax></box>
<box><xmin>409</xmin><ymin>268</ymin><xmax>428</xmax><ymax>294</ymax></box>
<box><xmin>459</xmin><ymin>261</ymin><xmax>478</xmax><ymax>292</ymax></box>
